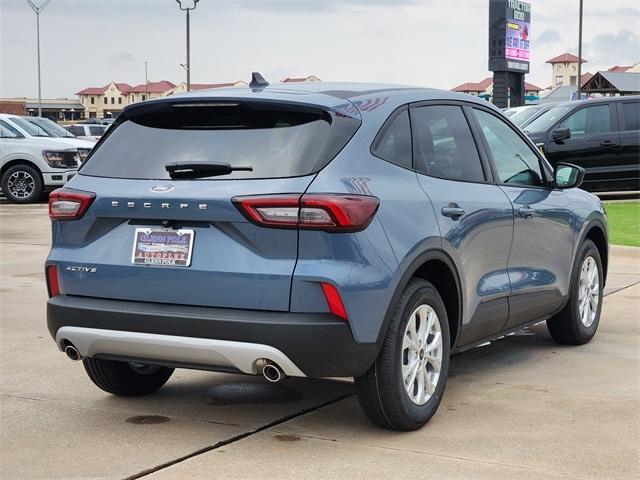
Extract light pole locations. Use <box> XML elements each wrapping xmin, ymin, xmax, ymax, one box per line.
<box><xmin>576</xmin><ymin>0</ymin><xmax>584</xmax><ymax>98</ymax></box>
<box><xmin>144</xmin><ymin>61</ymin><xmax>149</xmax><ymax>100</ymax></box>
<box><xmin>176</xmin><ymin>0</ymin><xmax>199</xmax><ymax>91</ymax></box>
<box><xmin>25</xmin><ymin>0</ymin><xmax>53</xmax><ymax>117</ymax></box>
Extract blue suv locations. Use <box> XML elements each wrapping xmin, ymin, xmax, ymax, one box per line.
<box><xmin>46</xmin><ymin>79</ymin><xmax>608</xmax><ymax>430</ymax></box>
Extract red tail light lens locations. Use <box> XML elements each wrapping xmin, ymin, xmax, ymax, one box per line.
<box><xmin>46</xmin><ymin>265</ymin><xmax>60</xmax><ymax>297</ymax></box>
<box><xmin>320</xmin><ymin>282</ymin><xmax>348</xmax><ymax>320</ymax></box>
<box><xmin>232</xmin><ymin>194</ymin><xmax>379</xmax><ymax>233</ymax></box>
<box><xmin>48</xmin><ymin>188</ymin><xmax>95</xmax><ymax>220</ymax></box>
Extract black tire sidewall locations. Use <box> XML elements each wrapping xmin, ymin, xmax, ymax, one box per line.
<box><xmin>569</xmin><ymin>240</ymin><xmax>604</xmax><ymax>340</ymax></box>
<box><xmin>1</xmin><ymin>164</ymin><xmax>44</xmax><ymax>204</ymax></box>
<box><xmin>383</xmin><ymin>281</ymin><xmax>451</xmax><ymax>428</ymax></box>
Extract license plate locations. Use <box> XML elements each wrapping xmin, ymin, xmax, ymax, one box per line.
<box><xmin>131</xmin><ymin>228</ymin><xmax>195</xmax><ymax>267</ymax></box>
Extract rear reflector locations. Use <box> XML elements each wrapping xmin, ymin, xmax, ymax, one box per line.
<box><xmin>320</xmin><ymin>282</ymin><xmax>348</xmax><ymax>320</ymax></box>
<box><xmin>232</xmin><ymin>194</ymin><xmax>379</xmax><ymax>233</ymax></box>
<box><xmin>48</xmin><ymin>188</ymin><xmax>95</xmax><ymax>220</ymax></box>
<box><xmin>46</xmin><ymin>265</ymin><xmax>60</xmax><ymax>297</ymax></box>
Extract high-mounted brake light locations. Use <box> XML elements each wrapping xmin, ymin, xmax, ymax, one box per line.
<box><xmin>48</xmin><ymin>188</ymin><xmax>95</xmax><ymax>220</ymax></box>
<box><xmin>46</xmin><ymin>265</ymin><xmax>60</xmax><ymax>297</ymax></box>
<box><xmin>232</xmin><ymin>194</ymin><xmax>379</xmax><ymax>233</ymax></box>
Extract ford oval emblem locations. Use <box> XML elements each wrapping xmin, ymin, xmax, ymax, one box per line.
<box><xmin>150</xmin><ymin>185</ymin><xmax>174</xmax><ymax>193</ymax></box>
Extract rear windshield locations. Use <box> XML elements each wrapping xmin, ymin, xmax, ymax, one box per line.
<box><xmin>80</xmin><ymin>102</ymin><xmax>360</xmax><ymax>180</ymax></box>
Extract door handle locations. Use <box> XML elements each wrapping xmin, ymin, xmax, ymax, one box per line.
<box><xmin>600</xmin><ymin>140</ymin><xmax>618</xmax><ymax>147</ymax></box>
<box><xmin>442</xmin><ymin>205</ymin><xmax>465</xmax><ymax>219</ymax></box>
<box><xmin>518</xmin><ymin>206</ymin><xmax>536</xmax><ymax>218</ymax></box>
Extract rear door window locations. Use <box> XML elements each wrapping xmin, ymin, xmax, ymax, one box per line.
<box><xmin>412</xmin><ymin>105</ymin><xmax>485</xmax><ymax>182</ymax></box>
<box><xmin>88</xmin><ymin>126</ymin><xmax>106</xmax><ymax>136</ymax></box>
<box><xmin>371</xmin><ymin>109</ymin><xmax>412</xmax><ymax>169</ymax></box>
<box><xmin>68</xmin><ymin>126</ymin><xmax>86</xmax><ymax>136</ymax></box>
<box><xmin>81</xmin><ymin>102</ymin><xmax>360</xmax><ymax>180</ymax></box>
<box><xmin>621</xmin><ymin>102</ymin><xmax>640</xmax><ymax>131</ymax></box>
<box><xmin>558</xmin><ymin>104</ymin><xmax>612</xmax><ymax>138</ymax></box>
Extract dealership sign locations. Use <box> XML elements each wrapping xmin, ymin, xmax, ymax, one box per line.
<box><xmin>489</xmin><ymin>0</ymin><xmax>531</xmax><ymax>74</ymax></box>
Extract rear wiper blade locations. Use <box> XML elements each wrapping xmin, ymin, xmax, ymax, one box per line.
<box><xmin>165</xmin><ymin>161</ymin><xmax>252</xmax><ymax>179</ymax></box>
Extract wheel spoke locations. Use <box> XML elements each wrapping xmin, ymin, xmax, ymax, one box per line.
<box><xmin>426</xmin><ymin>331</ymin><xmax>442</xmax><ymax>353</ymax></box>
<box><xmin>426</xmin><ymin>354</ymin><xmax>441</xmax><ymax>372</ymax></box>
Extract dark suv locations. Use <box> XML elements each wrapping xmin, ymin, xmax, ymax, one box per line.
<box><xmin>46</xmin><ymin>81</ymin><xmax>608</xmax><ymax>430</ymax></box>
<box><xmin>524</xmin><ymin>96</ymin><xmax>640</xmax><ymax>192</ymax></box>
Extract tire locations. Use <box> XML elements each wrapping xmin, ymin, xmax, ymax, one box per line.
<box><xmin>1</xmin><ymin>164</ymin><xmax>44</xmax><ymax>204</ymax></box>
<box><xmin>82</xmin><ymin>358</ymin><xmax>174</xmax><ymax>397</ymax></box>
<box><xmin>547</xmin><ymin>239</ymin><xmax>603</xmax><ymax>345</ymax></box>
<box><xmin>355</xmin><ymin>278</ymin><xmax>450</xmax><ymax>431</ymax></box>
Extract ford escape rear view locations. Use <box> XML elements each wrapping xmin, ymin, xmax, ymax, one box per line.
<box><xmin>46</xmin><ymin>79</ymin><xmax>608</xmax><ymax>430</ymax></box>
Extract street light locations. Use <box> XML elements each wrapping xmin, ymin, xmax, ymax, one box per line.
<box><xmin>176</xmin><ymin>0</ymin><xmax>199</xmax><ymax>91</ymax></box>
<box><xmin>576</xmin><ymin>0</ymin><xmax>584</xmax><ymax>98</ymax></box>
<box><xmin>25</xmin><ymin>0</ymin><xmax>53</xmax><ymax>117</ymax></box>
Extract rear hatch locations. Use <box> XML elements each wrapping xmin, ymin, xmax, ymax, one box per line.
<box><xmin>54</xmin><ymin>96</ymin><xmax>360</xmax><ymax>311</ymax></box>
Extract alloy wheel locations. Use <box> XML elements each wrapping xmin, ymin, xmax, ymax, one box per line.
<box><xmin>7</xmin><ymin>171</ymin><xmax>35</xmax><ymax>199</ymax></box>
<box><xmin>401</xmin><ymin>304</ymin><xmax>443</xmax><ymax>405</ymax></box>
<box><xmin>578</xmin><ymin>255</ymin><xmax>600</xmax><ymax>328</ymax></box>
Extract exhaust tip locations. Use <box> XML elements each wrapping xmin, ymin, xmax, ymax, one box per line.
<box><xmin>262</xmin><ymin>364</ymin><xmax>283</xmax><ymax>383</ymax></box>
<box><xmin>64</xmin><ymin>344</ymin><xmax>82</xmax><ymax>361</ymax></box>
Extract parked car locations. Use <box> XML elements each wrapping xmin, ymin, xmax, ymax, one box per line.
<box><xmin>46</xmin><ymin>82</ymin><xmax>608</xmax><ymax>430</ymax></box>
<box><xmin>64</xmin><ymin>124</ymin><xmax>108</xmax><ymax>142</ymax></box>
<box><xmin>1</xmin><ymin>114</ymin><xmax>94</xmax><ymax>203</ymax></box>
<box><xmin>504</xmin><ymin>103</ymin><xmax>557</xmax><ymax>128</ymax></box>
<box><xmin>523</xmin><ymin>96</ymin><xmax>640</xmax><ymax>192</ymax></box>
<box><xmin>25</xmin><ymin>116</ymin><xmax>79</xmax><ymax>139</ymax></box>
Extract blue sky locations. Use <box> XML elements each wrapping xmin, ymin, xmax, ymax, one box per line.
<box><xmin>1</xmin><ymin>0</ymin><xmax>638</xmax><ymax>98</ymax></box>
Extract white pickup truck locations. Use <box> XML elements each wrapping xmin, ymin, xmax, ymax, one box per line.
<box><xmin>0</xmin><ymin>114</ymin><xmax>95</xmax><ymax>203</ymax></box>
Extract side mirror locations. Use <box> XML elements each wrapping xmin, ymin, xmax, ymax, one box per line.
<box><xmin>552</xmin><ymin>127</ymin><xmax>571</xmax><ymax>143</ymax></box>
<box><xmin>555</xmin><ymin>162</ymin><xmax>585</xmax><ymax>189</ymax></box>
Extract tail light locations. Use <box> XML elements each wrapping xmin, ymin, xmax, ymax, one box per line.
<box><xmin>320</xmin><ymin>282</ymin><xmax>348</xmax><ymax>320</ymax></box>
<box><xmin>46</xmin><ymin>265</ymin><xmax>60</xmax><ymax>297</ymax></box>
<box><xmin>232</xmin><ymin>194</ymin><xmax>379</xmax><ymax>233</ymax></box>
<box><xmin>48</xmin><ymin>188</ymin><xmax>95</xmax><ymax>220</ymax></box>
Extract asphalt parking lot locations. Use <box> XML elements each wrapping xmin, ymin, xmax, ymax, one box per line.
<box><xmin>1</xmin><ymin>201</ymin><xmax>639</xmax><ymax>480</ymax></box>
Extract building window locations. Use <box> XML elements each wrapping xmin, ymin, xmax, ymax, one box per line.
<box><xmin>104</xmin><ymin>97</ymin><xmax>108</xmax><ymax>104</ymax></box>
<box><xmin>118</xmin><ymin>97</ymin><xmax>122</xmax><ymax>104</ymax></box>
<box><xmin>570</xmin><ymin>76</ymin><xmax>577</xmax><ymax>86</ymax></box>
<box><xmin>90</xmin><ymin>97</ymin><xmax>95</xmax><ymax>105</ymax></box>
<box><xmin>555</xmin><ymin>75</ymin><xmax>564</xmax><ymax>86</ymax></box>
<box><xmin>142</xmin><ymin>95</ymin><xmax>146</xmax><ymax>101</ymax></box>
<box><xmin>111</xmin><ymin>97</ymin><xmax>115</xmax><ymax>104</ymax></box>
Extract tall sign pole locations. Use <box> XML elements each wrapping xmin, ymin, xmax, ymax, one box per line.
<box><xmin>488</xmin><ymin>0</ymin><xmax>531</xmax><ymax>108</ymax></box>
<box><xmin>25</xmin><ymin>0</ymin><xmax>53</xmax><ymax>117</ymax></box>
<box><xmin>576</xmin><ymin>0</ymin><xmax>584</xmax><ymax>98</ymax></box>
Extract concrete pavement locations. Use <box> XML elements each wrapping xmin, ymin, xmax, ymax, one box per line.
<box><xmin>1</xmin><ymin>202</ymin><xmax>638</xmax><ymax>479</ymax></box>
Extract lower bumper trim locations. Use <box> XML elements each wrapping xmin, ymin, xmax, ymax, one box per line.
<box><xmin>56</xmin><ymin>326</ymin><xmax>306</xmax><ymax>377</ymax></box>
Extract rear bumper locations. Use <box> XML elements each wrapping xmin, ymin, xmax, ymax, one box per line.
<box><xmin>47</xmin><ymin>295</ymin><xmax>378</xmax><ymax>378</ymax></box>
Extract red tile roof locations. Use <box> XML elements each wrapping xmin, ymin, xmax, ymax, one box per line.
<box><xmin>189</xmin><ymin>82</ymin><xmax>238</xmax><ymax>90</ymax></box>
<box><xmin>75</xmin><ymin>85</ymin><xmax>109</xmax><ymax>95</ymax></box>
<box><xmin>114</xmin><ymin>83</ymin><xmax>133</xmax><ymax>93</ymax></box>
<box><xmin>282</xmin><ymin>76</ymin><xmax>320</xmax><ymax>83</ymax></box>
<box><xmin>76</xmin><ymin>82</ymin><xmax>132</xmax><ymax>95</ymax></box>
<box><xmin>128</xmin><ymin>80</ymin><xmax>176</xmax><ymax>93</ymax></box>
<box><xmin>580</xmin><ymin>72</ymin><xmax>594</xmax><ymax>85</ymax></box>
<box><xmin>608</xmin><ymin>65</ymin><xmax>632</xmax><ymax>73</ymax></box>
<box><xmin>451</xmin><ymin>77</ymin><xmax>492</xmax><ymax>92</ymax></box>
<box><xmin>525</xmin><ymin>82</ymin><xmax>543</xmax><ymax>92</ymax></box>
<box><xmin>546</xmin><ymin>53</ymin><xmax>587</xmax><ymax>64</ymax></box>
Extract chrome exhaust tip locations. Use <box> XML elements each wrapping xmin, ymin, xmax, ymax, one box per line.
<box><xmin>64</xmin><ymin>344</ymin><xmax>82</xmax><ymax>361</ymax></box>
<box><xmin>262</xmin><ymin>363</ymin><xmax>284</xmax><ymax>383</ymax></box>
